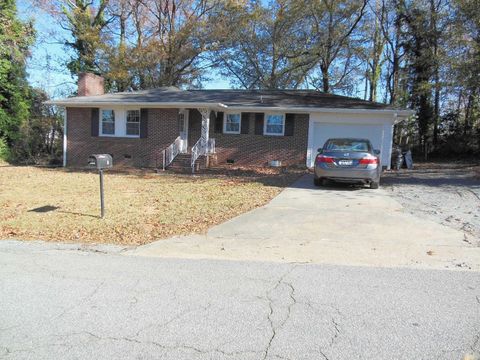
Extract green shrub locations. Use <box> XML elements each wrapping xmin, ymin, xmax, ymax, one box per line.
<box><xmin>0</xmin><ymin>137</ymin><xmax>10</xmax><ymax>161</ymax></box>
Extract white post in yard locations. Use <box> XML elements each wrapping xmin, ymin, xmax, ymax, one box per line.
<box><xmin>63</xmin><ymin>107</ymin><xmax>67</xmax><ymax>167</ymax></box>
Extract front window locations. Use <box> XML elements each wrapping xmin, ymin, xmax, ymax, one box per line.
<box><xmin>265</xmin><ymin>114</ymin><xmax>285</xmax><ymax>136</ymax></box>
<box><xmin>224</xmin><ymin>113</ymin><xmax>241</xmax><ymax>134</ymax></box>
<box><xmin>101</xmin><ymin>110</ymin><xmax>115</xmax><ymax>135</ymax></box>
<box><xmin>126</xmin><ymin>110</ymin><xmax>140</xmax><ymax>136</ymax></box>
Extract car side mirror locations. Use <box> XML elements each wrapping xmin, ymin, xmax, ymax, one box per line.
<box><xmin>374</xmin><ymin>149</ymin><xmax>381</xmax><ymax>155</ymax></box>
<box><xmin>317</xmin><ymin>148</ymin><xmax>323</xmax><ymax>154</ymax></box>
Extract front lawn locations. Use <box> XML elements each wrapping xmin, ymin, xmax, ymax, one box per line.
<box><xmin>0</xmin><ymin>165</ymin><xmax>302</xmax><ymax>245</ymax></box>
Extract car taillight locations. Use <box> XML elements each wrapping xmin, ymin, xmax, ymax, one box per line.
<box><xmin>316</xmin><ymin>154</ymin><xmax>334</xmax><ymax>163</ymax></box>
<box><xmin>359</xmin><ymin>156</ymin><xmax>379</xmax><ymax>165</ymax></box>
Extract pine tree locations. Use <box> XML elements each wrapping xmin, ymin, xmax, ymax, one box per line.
<box><xmin>0</xmin><ymin>0</ymin><xmax>35</xmax><ymax>149</ymax></box>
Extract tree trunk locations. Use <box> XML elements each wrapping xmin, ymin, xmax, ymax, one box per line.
<box><xmin>433</xmin><ymin>71</ymin><xmax>440</xmax><ymax>146</ymax></box>
<box><xmin>430</xmin><ymin>0</ymin><xmax>440</xmax><ymax>148</ymax></box>
<box><xmin>321</xmin><ymin>64</ymin><xmax>329</xmax><ymax>93</ymax></box>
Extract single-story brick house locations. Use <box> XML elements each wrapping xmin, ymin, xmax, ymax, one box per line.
<box><xmin>47</xmin><ymin>73</ymin><xmax>412</xmax><ymax>171</ymax></box>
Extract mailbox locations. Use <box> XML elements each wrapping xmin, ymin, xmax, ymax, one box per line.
<box><xmin>88</xmin><ymin>154</ymin><xmax>112</xmax><ymax>218</ymax></box>
<box><xmin>88</xmin><ymin>154</ymin><xmax>113</xmax><ymax>170</ymax></box>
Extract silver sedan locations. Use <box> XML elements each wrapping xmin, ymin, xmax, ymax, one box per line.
<box><xmin>313</xmin><ymin>138</ymin><xmax>382</xmax><ymax>189</ymax></box>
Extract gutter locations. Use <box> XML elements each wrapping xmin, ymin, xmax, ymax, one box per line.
<box><xmin>223</xmin><ymin>106</ymin><xmax>413</xmax><ymax>117</ymax></box>
<box><xmin>44</xmin><ymin>100</ymin><xmax>229</xmax><ymax>110</ymax></box>
<box><xmin>392</xmin><ymin>110</ymin><xmax>415</xmax><ymax>124</ymax></box>
<box><xmin>45</xmin><ymin>100</ymin><xmax>412</xmax><ymax>117</ymax></box>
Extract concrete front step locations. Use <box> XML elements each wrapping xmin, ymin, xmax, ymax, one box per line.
<box><xmin>167</xmin><ymin>154</ymin><xmax>207</xmax><ymax>173</ymax></box>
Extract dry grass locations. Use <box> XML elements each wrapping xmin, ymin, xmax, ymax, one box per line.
<box><xmin>0</xmin><ymin>164</ymin><xmax>302</xmax><ymax>245</ymax></box>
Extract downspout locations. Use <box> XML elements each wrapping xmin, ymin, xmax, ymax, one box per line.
<box><xmin>387</xmin><ymin>113</ymin><xmax>398</xmax><ymax>170</ymax></box>
<box><xmin>306</xmin><ymin>116</ymin><xmax>314</xmax><ymax>168</ymax></box>
<box><xmin>63</xmin><ymin>107</ymin><xmax>67</xmax><ymax>167</ymax></box>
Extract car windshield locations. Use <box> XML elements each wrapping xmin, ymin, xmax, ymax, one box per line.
<box><xmin>324</xmin><ymin>139</ymin><xmax>371</xmax><ymax>152</ymax></box>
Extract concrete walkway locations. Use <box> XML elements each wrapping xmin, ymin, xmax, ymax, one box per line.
<box><xmin>129</xmin><ymin>175</ymin><xmax>480</xmax><ymax>270</ymax></box>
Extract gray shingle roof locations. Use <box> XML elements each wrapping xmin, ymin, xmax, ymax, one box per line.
<box><xmin>47</xmin><ymin>87</ymin><xmax>399</xmax><ymax>111</ymax></box>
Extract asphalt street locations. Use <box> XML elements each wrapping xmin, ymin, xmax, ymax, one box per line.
<box><xmin>1</xmin><ymin>241</ymin><xmax>479</xmax><ymax>360</ymax></box>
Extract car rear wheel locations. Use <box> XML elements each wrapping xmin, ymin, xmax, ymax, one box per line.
<box><xmin>370</xmin><ymin>181</ymin><xmax>379</xmax><ymax>189</ymax></box>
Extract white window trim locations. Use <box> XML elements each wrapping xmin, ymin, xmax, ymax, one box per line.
<box><xmin>100</xmin><ymin>109</ymin><xmax>115</xmax><ymax>137</ymax></box>
<box><xmin>125</xmin><ymin>109</ymin><xmax>141</xmax><ymax>137</ymax></box>
<box><xmin>264</xmin><ymin>113</ymin><xmax>285</xmax><ymax>136</ymax></box>
<box><xmin>99</xmin><ymin>108</ymin><xmax>141</xmax><ymax>138</ymax></box>
<box><xmin>223</xmin><ymin>112</ymin><xmax>241</xmax><ymax>134</ymax></box>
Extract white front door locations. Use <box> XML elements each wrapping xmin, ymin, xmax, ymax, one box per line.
<box><xmin>178</xmin><ymin>110</ymin><xmax>189</xmax><ymax>153</ymax></box>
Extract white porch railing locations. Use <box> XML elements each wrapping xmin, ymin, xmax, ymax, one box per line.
<box><xmin>162</xmin><ymin>136</ymin><xmax>182</xmax><ymax>171</ymax></box>
<box><xmin>190</xmin><ymin>138</ymin><xmax>204</xmax><ymax>173</ymax></box>
<box><xmin>191</xmin><ymin>138</ymin><xmax>216</xmax><ymax>173</ymax></box>
<box><xmin>207</xmin><ymin>138</ymin><xmax>216</xmax><ymax>155</ymax></box>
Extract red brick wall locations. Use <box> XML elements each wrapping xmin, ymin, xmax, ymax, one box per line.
<box><xmin>66</xmin><ymin>107</ymin><xmax>309</xmax><ymax>168</ymax></box>
<box><xmin>206</xmin><ymin>111</ymin><xmax>309</xmax><ymax>167</ymax></box>
<box><xmin>66</xmin><ymin>107</ymin><xmax>179</xmax><ymax>167</ymax></box>
<box><xmin>77</xmin><ymin>73</ymin><xmax>104</xmax><ymax>96</ymax></box>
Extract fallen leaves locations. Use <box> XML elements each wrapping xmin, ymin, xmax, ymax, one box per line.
<box><xmin>0</xmin><ymin>165</ymin><xmax>303</xmax><ymax>245</ymax></box>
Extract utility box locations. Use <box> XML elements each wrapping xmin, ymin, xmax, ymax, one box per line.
<box><xmin>88</xmin><ymin>154</ymin><xmax>113</xmax><ymax>170</ymax></box>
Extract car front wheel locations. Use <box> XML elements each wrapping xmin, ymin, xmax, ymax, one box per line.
<box><xmin>313</xmin><ymin>177</ymin><xmax>322</xmax><ymax>186</ymax></box>
<box><xmin>370</xmin><ymin>181</ymin><xmax>379</xmax><ymax>189</ymax></box>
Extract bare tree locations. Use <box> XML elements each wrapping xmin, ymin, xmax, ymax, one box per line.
<box><xmin>214</xmin><ymin>0</ymin><xmax>312</xmax><ymax>89</ymax></box>
<box><xmin>303</xmin><ymin>0</ymin><xmax>368</xmax><ymax>93</ymax></box>
<box><xmin>34</xmin><ymin>0</ymin><xmax>112</xmax><ymax>75</ymax></box>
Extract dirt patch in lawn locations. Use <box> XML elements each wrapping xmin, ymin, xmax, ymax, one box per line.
<box><xmin>382</xmin><ymin>161</ymin><xmax>480</xmax><ymax>245</ymax></box>
<box><xmin>0</xmin><ymin>165</ymin><xmax>303</xmax><ymax>245</ymax></box>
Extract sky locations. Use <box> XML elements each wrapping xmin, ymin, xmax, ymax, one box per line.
<box><xmin>17</xmin><ymin>1</ymin><xmax>371</xmax><ymax>101</ymax></box>
<box><xmin>17</xmin><ymin>1</ymin><xmax>230</xmax><ymax>99</ymax></box>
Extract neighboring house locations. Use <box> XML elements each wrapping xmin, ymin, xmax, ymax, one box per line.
<box><xmin>47</xmin><ymin>73</ymin><xmax>412</xmax><ymax>171</ymax></box>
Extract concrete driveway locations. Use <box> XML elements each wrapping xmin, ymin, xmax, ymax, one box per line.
<box><xmin>130</xmin><ymin>174</ymin><xmax>480</xmax><ymax>270</ymax></box>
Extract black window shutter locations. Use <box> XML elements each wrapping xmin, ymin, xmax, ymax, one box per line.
<box><xmin>284</xmin><ymin>113</ymin><xmax>295</xmax><ymax>136</ymax></box>
<box><xmin>140</xmin><ymin>108</ymin><xmax>148</xmax><ymax>138</ymax></box>
<box><xmin>241</xmin><ymin>113</ymin><xmax>250</xmax><ymax>134</ymax></box>
<box><xmin>254</xmin><ymin>113</ymin><xmax>264</xmax><ymax>135</ymax></box>
<box><xmin>215</xmin><ymin>112</ymin><xmax>224</xmax><ymax>133</ymax></box>
<box><xmin>91</xmin><ymin>108</ymin><xmax>99</xmax><ymax>137</ymax></box>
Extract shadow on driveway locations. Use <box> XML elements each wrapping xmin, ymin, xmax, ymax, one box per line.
<box><xmin>288</xmin><ymin>173</ymin><xmax>378</xmax><ymax>192</ymax></box>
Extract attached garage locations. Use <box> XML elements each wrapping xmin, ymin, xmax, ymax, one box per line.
<box><xmin>306</xmin><ymin>111</ymin><xmax>400</xmax><ymax>169</ymax></box>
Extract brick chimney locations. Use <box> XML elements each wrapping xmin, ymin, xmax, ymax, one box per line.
<box><xmin>78</xmin><ymin>72</ymin><xmax>104</xmax><ymax>96</ymax></box>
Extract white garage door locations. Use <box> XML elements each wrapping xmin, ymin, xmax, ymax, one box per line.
<box><xmin>311</xmin><ymin>122</ymin><xmax>387</xmax><ymax>167</ymax></box>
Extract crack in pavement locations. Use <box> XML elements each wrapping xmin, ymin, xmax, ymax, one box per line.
<box><xmin>262</xmin><ymin>265</ymin><xmax>298</xmax><ymax>360</ymax></box>
<box><xmin>296</xmin><ymin>301</ymin><xmax>343</xmax><ymax>359</ymax></box>
<box><xmin>471</xmin><ymin>333</ymin><xmax>480</xmax><ymax>353</ymax></box>
<box><xmin>260</xmin><ymin>264</ymin><xmax>345</xmax><ymax>360</ymax></box>
<box><xmin>50</xmin><ymin>331</ymin><xmax>261</xmax><ymax>358</ymax></box>
<box><xmin>54</xmin><ymin>280</ymin><xmax>105</xmax><ymax>320</ymax></box>
<box><xmin>319</xmin><ymin>349</ymin><xmax>330</xmax><ymax>360</ymax></box>
<box><xmin>330</xmin><ymin>318</ymin><xmax>341</xmax><ymax>346</ymax></box>
<box><xmin>317</xmin><ymin>317</ymin><xmax>341</xmax><ymax>360</ymax></box>
<box><xmin>270</xmin><ymin>354</ymin><xmax>295</xmax><ymax>360</ymax></box>
<box><xmin>132</xmin><ymin>302</ymin><xmax>213</xmax><ymax>338</ymax></box>
<box><xmin>1</xmin><ymin>341</ymin><xmax>74</xmax><ymax>358</ymax></box>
